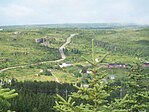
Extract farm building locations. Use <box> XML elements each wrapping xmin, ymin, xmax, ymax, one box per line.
<box><xmin>59</xmin><ymin>63</ymin><xmax>72</xmax><ymax>68</ymax></box>
<box><xmin>108</xmin><ymin>64</ymin><xmax>128</xmax><ymax>68</ymax></box>
<box><xmin>142</xmin><ymin>62</ymin><xmax>149</xmax><ymax>68</ymax></box>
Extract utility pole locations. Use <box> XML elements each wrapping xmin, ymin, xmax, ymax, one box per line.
<box><xmin>120</xmin><ymin>88</ymin><xmax>123</xmax><ymax>99</ymax></box>
<box><xmin>65</xmin><ymin>89</ymin><xmax>68</xmax><ymax>100</ymax></box>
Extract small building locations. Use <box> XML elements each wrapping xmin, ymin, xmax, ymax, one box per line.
<box><xmin>0</xmin><ymin>29</ymin><xmax>3</xmax><ymax>31</ymax></box>
<box><xmin>81</xmin><ymin>84</ymin><xmax>89</xmax><ymax>88</ymax></box>
<box><xmin>14</xmin><ymin>32</ymin><xmax>19</xmax><ymax>34</ymax></box>
<box><xmin>142</xmin><ymin>62</ymin><xmax>149</xmax><ymax>68</ymax></box>
<box><xmin>8</xmin><ymin>79</ymin><xmax>12</xmax><ymax>83</ymax></box>
<box><xmin>35</xmin><ymin>38</ymin><xmax>46</xmax><ymax>43</ymax></box>
<box><xmin>0</xmin><ymin>80</ymin><xmax>4</xmax><ymax>85</ymax></box>
<box><xmin>109</xmin><ymin>75</ymin><xmax>115</xmax><ymax>80</ymax></box>
<box><xmin>35</xmin><ymin>74</ymin><xmax>40</xmax><ymax>76</ymax></box>
<box><xmin>40</xmin><ymin>69</ymin><xmax>43</xmax><ymax>73</ymax></box>
<box><xmin>59</xmin><ymin>63</ymin><xmax>72</xmax><ymax>68</ymax></box>
<box><xmin>86</xmin><ymin>70</ymin><xmax>92</xmax><ymax>74</ymax></box>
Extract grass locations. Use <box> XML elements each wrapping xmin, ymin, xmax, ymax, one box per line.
<box><xmin>0</xmin><ymin>27</ymin><xmax>149</xmax><ymax>82</ymax></box>
<box><xmin>1</xmin><ymin>67</ymin><xmax>54</xmax><ymax>81</ymax></box>
<box><xmin>0</xmin><ymin>28</ymin><xmax>72</xmax><ymax>68</ymax></box>
<box><xmin>51</xmin><ymin>69</ymin><xmax>79</xmax><ymax>83</ymax></box>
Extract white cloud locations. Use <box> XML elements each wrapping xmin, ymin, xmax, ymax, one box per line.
<box><xmin>2</xmin><ymin>4</ymin><xmax>35</xmax><ymax>18</ymax></box>
<box><xmin>0</xmin><ymin>0</ymin><xmax>148</xmax><ymax>25</ymax></box>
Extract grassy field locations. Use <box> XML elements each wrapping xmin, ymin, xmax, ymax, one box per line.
<box><xmin>0</xmin><ymin>26</ymin><xmax>149</xmax><ymax>82</ymax></box>
<box><xmin>67</xmin><ymin>28</ymin><xmax>149</xmax><ymax>62</ymax></box>
<box><xmin>0</xmin><ymin>28</ymin><xmax>73</xmax><ymax>69</ymax></box>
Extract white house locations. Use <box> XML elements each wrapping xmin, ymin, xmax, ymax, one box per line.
<box><xmin>40</xmin><ymin>69</ymin><xmax>43</xmax><ymax>73</ymax></box>
<box><xmin>110</xmin><ymin>75</ymin><xmax>115</xmax><ymax>80</ymax></box>
<box><xmin>14</xmin><ymin>32</ymin><xmax>19</xmax><ymax>34</ymax></box>
<box><xmin>59</xmin><ymin>63</ymin><xmax>72</xmax><ymax>68</ymax></box>
<box><xmin>81</xmin><ymin>84</ymin><xmax>89</xmax><ymax>88</ymax></box>
<box><xmin>87</xmin><ymin>70</ymin><xmax>92</xmax><ymax>74</ymax></box>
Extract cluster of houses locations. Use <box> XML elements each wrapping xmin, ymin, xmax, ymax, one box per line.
<box><xmin>107</xmin><ymin>64</ymin><xmax>128</xmax><ymax>68</ymax></box>
<box><xmin>107</xmin><ymin>62</ymin><xmax>149</xmax><ymax>68</ymax></box>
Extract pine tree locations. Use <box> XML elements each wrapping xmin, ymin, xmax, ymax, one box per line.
<box><xmin>0</xmin><ymin>86</ymin><xmax>18</xmax><ymax>112</ymax></box>
<box><xmin>126</xmin><ymin>63</ymin><xmax>149</xmax><ymax>111</ymax></box>
<box><xmin>54</xmin><ymin>39</ymin><xmax>149</xmax><ymax>112</ymax></box>
<box><xmin>54</xmin><ymin>39</ymin><xmax>118</xmax><ymax>112</ymax></box>
<box><xmin>109</xmin><ymin>63</ymin><xmax>149</xmax><ymax>112</ymax></box>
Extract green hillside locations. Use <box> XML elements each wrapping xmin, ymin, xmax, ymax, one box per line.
<box><xmin>0</xmin><ymin>25</ymin><xmax>149</xmax><ymax>112</ymax></box>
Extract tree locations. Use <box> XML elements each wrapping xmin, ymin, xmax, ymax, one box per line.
<box><xmin>54</xmin><ymin>39</ymin><xmax>117</xmax><ymax>112</ymax></box>
<box><xmin>110</xmin><ymin>63</ymin><xmax>149</xmax><ymax>112</ymax></box>
<box><xmin>54</xmin><ymin>39</ymin><xmax>149</xmax><ymax>112</ymax></box>
<box><xmin>0</xmin><ymin>86</ymin><xmax>18</xmax><ymax>112</ymax></box>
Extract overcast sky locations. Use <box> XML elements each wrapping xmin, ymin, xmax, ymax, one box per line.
<box><xmin>0</xmin><ymin>0</ymin><xmax>149</xmax><ymax>25</ymax></box>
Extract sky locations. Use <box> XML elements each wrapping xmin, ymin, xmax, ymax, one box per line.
<box><xmin>0</xmin><ymin>0</ymin><xmax>149</xmax><ymax>25</ymax></box>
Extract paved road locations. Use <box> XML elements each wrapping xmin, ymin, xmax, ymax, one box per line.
<box><xmin>0</xmin><ymin>33</ymin><xmax>78</xmax><ymax>73</ymax></box>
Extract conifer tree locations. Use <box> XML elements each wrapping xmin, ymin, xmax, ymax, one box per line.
<box><xmin>0</xmin><ymin>86</ymin><xmax>18</xmax><ymax>112</ymax></box>
<box><xmin>113</xmin><ymin>63</ymin><xmax>149</xmax><ymax>112</ymax></box>
<box><xmin>109</xmin><ymin>63</ymin><xmax>149</xmax><ymax>112</ymax></box>
<box><xmin>54</xmin><ymin>40</ymin><xmax>149</xmax><ymax>112</ymax></box>
<box><xmin>54</xmin><ymin>39</ymin><xmax>118</xmax><ymax>112</ymax></box>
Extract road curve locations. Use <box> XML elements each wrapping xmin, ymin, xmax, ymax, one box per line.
<box><xmin>0</xmin><ymin>33</ymin><xmax>78</xmax><ymax>73</ymax></box>
<box><xmin>59</xmin><ymin>33</ymin><xmax>78</xmax><ymax>60</ymax></box>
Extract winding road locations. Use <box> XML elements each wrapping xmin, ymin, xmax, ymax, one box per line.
<box><xmin>0</xmin><ymin>33</ymin><xmax>78</xmax><ymax>73</ymax></box>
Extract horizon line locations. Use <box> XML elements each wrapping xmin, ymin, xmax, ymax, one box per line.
<box><xmin>0</xmin><ymin>22</ymin><xmax>149</xmax><ymax>27</ymax></box>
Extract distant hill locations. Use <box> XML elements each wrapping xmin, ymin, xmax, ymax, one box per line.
<box><xmin>1</xmin><ymin>23</ymin><xmax>149</xmax><ymax>29</ymax></box>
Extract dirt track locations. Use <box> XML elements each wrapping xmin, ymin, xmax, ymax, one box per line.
<box><xmin>0</xmin><ymin>33</ymin><xmax>78</xmax><ymax>73</ymax></box>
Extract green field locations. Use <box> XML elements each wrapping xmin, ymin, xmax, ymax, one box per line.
<box><xmin>0</xmin><ymin>26</ymin><xmax>149</xmax><ymax>82</ymax></box>
<box><xmin>0</xmin><ymin>24</ymin><xmax>149</xmax><ymax>112</ymax></box>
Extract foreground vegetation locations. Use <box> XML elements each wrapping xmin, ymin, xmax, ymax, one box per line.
<box><xmin>55</xmin><ymin>41</ymin><xmax>149</xmax><ymax>111</ymax></box>
<box><xmin>1</xmin><ymin>41</ymin><xmax>149</xmax><ymax>112</ymax></box>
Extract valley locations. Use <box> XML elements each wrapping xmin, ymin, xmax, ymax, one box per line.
<box><xmin>0</xmin><ymin>24</ymin><xmax>149</xmax><ymax>112</ymax></box>
<box><xmin>1</xmin><ymin>25</ymin><xmax>149</xmax><ymax>82</ymax></box>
